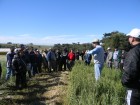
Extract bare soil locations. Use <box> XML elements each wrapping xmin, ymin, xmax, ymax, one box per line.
<box><xmin>0</xmin><ymin>71</ymin><xmax>69</xmax><ymax>105</ymax></box>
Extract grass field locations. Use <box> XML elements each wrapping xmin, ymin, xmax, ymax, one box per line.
<box><xmin>65</xmin><ymin>61</ymin><xmax>126</xmax><ymax>105</ymax></box>
<box><xmin>0</xmin><ymin>55</ymin><xmax>6</xmax><ymax>80</ymax></box>
<box><xmin>0</xmin><ymin>56</ymin><xmax>126</xmax><ymax>105</ymax></box>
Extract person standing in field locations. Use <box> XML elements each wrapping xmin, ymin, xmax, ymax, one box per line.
<box><xmin>113</xmin><ymin>48</ymin><xmax>119</xmax><ymax>69</ymax></box>
<box><xmin>12</xmin><ymin>48</ymin><xmax>27</xmax><ymax>89</ymax></box>
<box><xmin>0</xmin><ymin>62</ymin><xmax>2</xmax><ymax>79</ymax></box>
<box><xmin>86</xmin><ymin>39</ymin><xmax>104</xmax><ymax>81</ymax></box>
<box><xmin>106</xmin><ymin>47</ymin><xmax>113</xmax><ymax>69</ymax></box>
<box><xmin>121</xmin><ymin>28</ymin><xmax>140</xmax><ymax>105</ymax></box>
<box><xmin>67</xmin><ymin>49</ymin><xmax>75</xmax><ymax>70</ymax></box>
<box><xmin>5</xmin><ymin>46</ymin><xmax>15</xmax><ymax>80</ymax></box>
<box><xmin>84</xmin><ymin>50</ymin><xmax>92</xmax><ymax>65</ymax></box>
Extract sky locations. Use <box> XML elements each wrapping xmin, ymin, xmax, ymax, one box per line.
<box><xmin>0</xmin><ymin>0</ymin><xmax>140</xmax><ymax>45</ymax></box>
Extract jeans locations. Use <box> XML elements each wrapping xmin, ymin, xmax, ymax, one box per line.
<box><xmin>94</xmin><ymin>63</ymin><xmax>104</xmax><ymax>81</ymax></box>
<box><xmin>5</xmin><ymin>67</ymin><xmax>15</xmax><ymax>80</ymax></box>
<box><xmin>113</xmin><ymin>60</ymin><xmax>119</xmax><ymax>69</ymax></box>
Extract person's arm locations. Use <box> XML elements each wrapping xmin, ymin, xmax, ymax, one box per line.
<box><xmin>87</xmin><ymin>47</ymin><xmax>99</xmax><ymax>55</ymax></box>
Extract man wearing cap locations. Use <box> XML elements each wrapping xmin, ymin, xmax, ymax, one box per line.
<box><xmin>106</xmin><ymin>47</ymin><xmax>113</xmax><ymax>69</ymax></box>
<box><xmin>86</xmin><ymin>39</ymin><xmax>104</xmax><ymax>81</ymax></box>
<box><xmin>121</xmin><ymin>28</ymin><xmax>140</xmax><ymax>105</ymax></box>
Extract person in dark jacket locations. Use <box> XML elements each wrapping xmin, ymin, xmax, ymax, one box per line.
<box><xmin>121</xmin><ymin>28</ymin><xmax>140</xmax><ymax>105</ymax></box>
<box><xmin>75</xmin><ymin>50</ymin><xmax>80</xmax><ymax>60</ymax></box>
<box><xmin>12</xmin><ymin>48</ymin><xmax>27</xmax><ymax>89</ymax></box>
<box><xmin>35</xmin><ymin>50</ymin><xmax>42</xmax><ymax>73</ymax></box>
<box><xmin>0</xmin><ymin>62</ymin><xmax>2</xmax><ymax>79</ymax></box>
<box><xmin>60</xmin><ymin>50</ymin><xmax>68</xmax><ymax>71</ymax></box>
<box><xmin>5</xmin><ymin>46</ymin><xmax>15</xmax><ymax>80</ymax></box>
<box><xmin>29</xmin><ymin>47</ymin><xmax>38</xmax><ymax>76</ymax></box>
<box><xmin>55</xmin><ymin>49</ymin><xmax>62</xmax><ymax>71</ymax></box>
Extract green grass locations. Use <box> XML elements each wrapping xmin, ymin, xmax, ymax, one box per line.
<box><xmin>0</xmin><ymin>55</ymin><xmax>6</xmax><ymax>81</ymax></box>
<box><xmin>65</xmin><ymin>61</ymin><xmax>126</xmax><ymax>105</ymax></box>
<box><xmin>0</xmin><ymin>56</ymin><xmax>126</xmax><ymax>105</ymax></box>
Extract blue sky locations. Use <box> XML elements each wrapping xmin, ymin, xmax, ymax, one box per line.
<box><xmin>0</xmin><ymin>0</ymin><xmax>140</xmax><ymax>45</ymax></box>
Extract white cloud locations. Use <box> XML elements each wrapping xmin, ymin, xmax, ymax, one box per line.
<box><xmin>0</xmin><ymin>34</ymin><xmax>102</xmax><ymax>45</ymax></box>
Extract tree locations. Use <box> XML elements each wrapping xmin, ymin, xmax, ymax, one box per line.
<box><xmin>102</xmin><ymin>31</ymin><xmax>129</xmax><ymax>51</ymax></box>
<box><xmin>7</xmin><ymin>42</ymin><xmax>12</xmax><ymax>44</ymax></box>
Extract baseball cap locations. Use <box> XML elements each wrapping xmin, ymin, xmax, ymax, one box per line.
<box><xmin>127</xmin><ymin>28</ymin><xmax>140</xmax><ymax>39</ymax></box>
<box><xmin>107</xmin><ymin>47</ymin><xmax>111</xmax><ymax>50</ymax></box>
<box><xmin>92</xmin><ymin>38</ymin><xmax>100</xmax><ymax>43</ymax></box>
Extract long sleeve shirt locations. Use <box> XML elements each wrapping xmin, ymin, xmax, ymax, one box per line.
<box><xmin>87</xmin><ymin>45</ymin><xmax>104</xmax><ymax>64</ymax></box>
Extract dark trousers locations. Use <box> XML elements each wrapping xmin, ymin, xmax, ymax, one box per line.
<box><xmin>16</xmin><ymin>72</ymin><xmax>27</xmax><ymax>88</ymax></box>
<box><xmin>37</xmin><ymin>63</ymin><xmax>42</xmax><ymax>73</ymax></box>
<box><xmin>0</xmin><ymin>65</ymin><xmax>2</xmax><ymax>78</ymax></box>
<box><xmin>60</xmin><ymin>60</ymin><xmax>66</xmax><ymax>71</ymax></box>
<box><xmin>31</xmin><ymin>63</ymin><xmax>38</xmax><ymax>76</ymax></box>
<box><xmin>56</xmin><ymin>60</ymin><xmax>61</xmax><ymax>71</ymax></box>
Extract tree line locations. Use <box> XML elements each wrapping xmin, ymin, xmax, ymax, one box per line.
<box><xmin>0</xmin><ymin>31</ymin><xmax>130</xmax><ymax>52</ymax></box>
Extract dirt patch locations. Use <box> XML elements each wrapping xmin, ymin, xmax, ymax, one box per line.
<box><xmin>43</xmin><ymin>71</ymin><xmax>69</xmax><ymax>105</ymax></box>
<box><xmin>0</xmin><ymin>71</ymin><xmax>69</xmax><ymax>105</ymax></box>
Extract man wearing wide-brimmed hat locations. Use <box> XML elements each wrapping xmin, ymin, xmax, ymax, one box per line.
<box><xmin>86</xmin><ymin>38</ymin><xmax>104</xmax><ymax>81</ymax></box>
<box><xmin>121</xmin><ymin>28</ymin><xmax>140</xmax><ymax>105</ymax></box>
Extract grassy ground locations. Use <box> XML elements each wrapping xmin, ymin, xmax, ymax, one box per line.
<box><xmin>65</xmin><ymin>61</ymin><xmax>126</xmax><ymax>105</ymax></box>
<box><xmin>0</xmin><ymin>55</ymin><xmax>69</xmax><ymax>105</ymax></box>
<box><xmin>0</xmin><ymin>56</ymin><xmax>126</xmax><ymax>105</ymax></box>
<box><xmin>0</xmin><ymin>71</ymin><xmax>69</xmax><ymax>105</ymax></box>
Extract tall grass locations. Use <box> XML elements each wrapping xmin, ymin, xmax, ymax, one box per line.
<box><xmin>65</xmin><ymin>61</ymin><xmax>126</xmax><ymax>105</ymax></box>
<box><xmin>0</xmin><ymin>55</ymin><xmax>6</xmax><ymax>80</ymax></box>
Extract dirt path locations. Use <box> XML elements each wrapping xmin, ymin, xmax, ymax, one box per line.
<box><xmin>0</xmin><ymin>71</ymin><xmax>69</xmax><ymax>105</ymax></box>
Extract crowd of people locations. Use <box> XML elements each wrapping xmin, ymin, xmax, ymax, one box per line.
<box><xmin>0</xmin><ymin>28</ymin><xmax>140</xmax><ymax>104</ymax></box>
<box><xmin>0</xmin><ymin>42</ymin><xmax>129</xmax><ymax>89</ymax></box>
<box><xmin>1</xmin><ymin>45</ymin><xmax>90</xmax><ymax>89</ymax></box>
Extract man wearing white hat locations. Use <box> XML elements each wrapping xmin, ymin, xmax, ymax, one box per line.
<box><xmin>106</xmin><ymin>47</ymin><xmax>113</xmax><ymax>69</ymax></box>
<box><xmin>121</xmin><ymin>28</ymin><xmax>140</xmax><ymax>105</ymax></box>
<box><xmin>86</xmin><ymin>38</ymin><xmax>104</xmax><ymax>81</ymax></box>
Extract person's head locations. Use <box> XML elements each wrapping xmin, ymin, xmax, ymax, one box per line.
<box><xmin>19</xmin><ymin>44</ymin><xmax>25</xmax><ymax>51</ymax></box>
<box><xmin>127</xmin><ymin>28</ymin><xmax>140</xmax><ymax>45</ymax></box>
<box><xmin>48</xmin><ymin>47</ymin><xmax>52</xmax><ymax>51</ymax></box>
<box><xmin>10</xmin><ymin>46</ymin><xmax>15</xmax><ymax>52</ymax></box>
<box><xmin>70</xmin><ymin>49</ymin><xmax>73</xmax><ymax>52</ymax></box>
<box><xmin>92</xmin><ymin>39</ymin><xmax>100</xmax><ymax>47</ymax></box>
<box><xmin>114</xmin><ymin>48</ymin><xmax>118</xmax><ymax>51</ymax></box>
<box><xmin>107</xmin><ymin>47</ymin><xmax>111</xmax><ymax>51</ymax></box>
<box><xmin>17</xmin><ymin>48</ymin><xmax>24</xmax><ymax>57</ymax></box>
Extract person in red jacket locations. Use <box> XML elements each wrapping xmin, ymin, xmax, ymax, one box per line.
<box><xmin>67</xmin><ymin>49</ymin><xmax>75</xmax><ymax>70</ymax></box>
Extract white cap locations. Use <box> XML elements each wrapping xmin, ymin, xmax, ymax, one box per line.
<box><xmin>107</xmin><ymin>47</ymin><xmax>111</xmax><ymax>50</ymax></box>
<box><xmin>127</xmin><ymin>28</ymin><xmax>140</xmax><ymax>39</ymax></box>
<box><xmin>92</xmin><ymin>38</ymin><xmax>100</xmax><ymax>43</ymax></box>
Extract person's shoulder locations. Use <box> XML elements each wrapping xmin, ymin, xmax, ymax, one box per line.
<box><xmin>6</xmin><ymin>51</ymin><xmax>12</xmax><ymax>56</ymax></box>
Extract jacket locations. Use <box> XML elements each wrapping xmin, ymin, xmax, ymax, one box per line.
<box><xmin>121</xmin><ymin>43</ymin><xmax>140</xmax><ymax>90</ymax></box>
<box><xmin>87</xmin><ymin>45</ymin><xmax>104</xmax><ymax>64</ymax></box>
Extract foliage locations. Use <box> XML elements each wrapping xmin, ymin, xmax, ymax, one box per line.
<box><xmin>65</xmin><ymin>61</ymin><xmax>126</xmax><ymax>105</ymax></box>
<box><xmin>102</xmin><ymin>31</ymin><xmax>130</xmax><ymax>51</ymax></box>
<box><xmin>53</xmin><ymin>43</ymin><xmax>92</xmax><ymax>52</ymax></box>
<box><xmin>0</xmin><ymin>43</ymin><xmax>51</xmax><ymax>51</ymax></box>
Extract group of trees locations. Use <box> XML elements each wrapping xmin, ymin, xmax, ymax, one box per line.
<box><xmin>53</xmin><ymin>31</ymin><xmax>130</xmax><ymax>52</ymax></box>
<box><xmin>0</xmin><ymin>31</ymin><xmax>130</xmax><ymax>52</ymax></box>
<box><xmin>102</xmin><ymin>31</ymin><xmax>131</xmax><ymax>51</ymax></box>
